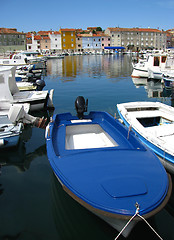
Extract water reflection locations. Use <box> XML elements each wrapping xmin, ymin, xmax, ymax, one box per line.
<box><xmin>51</xmin><ymin>172</ymin><xmax>116</xmax><ymax>240</ymax></box>
<box><xmin>132</xmin><ymin>77</ymin><xmax>173</xmax><ymax>101</ymax></box>
<box><xmin>46</xmin><ymin>55</ymin><xmax>133</xmax><ymax>80</ymax></box>
<box><xmin>0</xmin><ymin>125</ymin><xmax>46</xmax><ymax>173</ymax></box>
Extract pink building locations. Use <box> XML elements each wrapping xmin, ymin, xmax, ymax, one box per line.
<box><xmin>101</xmin><ymin>34</ymin><xmax>111</xmax><ymax>49</ymax></box>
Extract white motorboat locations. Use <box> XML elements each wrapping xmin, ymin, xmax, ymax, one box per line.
<box><xmin>0</xmin><ymin>114</ymin><xmax>23</xmax><ymax>149</ymax></box>
<box><xmin>0</xmin><ymin>101</ymin><xmax>47</xmax><ymax>149</ymax></box>
<box><xmin>117</xmin><ymin>101</ymin><xmax>174</xmax><ymax>174</ymax></box>
<box><xmin>161</xmin><ymin>56</ymin><xmax>174</xmax><ymax>88</ymax></box>
<box><xmin>132</xmin><ymin>54</ymin><xmax>167</xmax><ymax>79</ymax></box>
<box><xmin>0</xmin><ymin>66</ymin><xmax>54</xmax><ymax>111</ymax></box>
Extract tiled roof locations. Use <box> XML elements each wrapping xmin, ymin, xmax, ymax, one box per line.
<box><xmin>42</xmin><ymin>36</ymin><xmax>50</xmax><ymax>40</ymax></box>
<box><xmin>87</xmin><ymin>27</ymin><xmax>98</xmax><ymax>30</ymax></box>
<box><xmin>60</xmin><ymin>28</ymin><xmax>76</xmax><ymax>32</ymax></box>
<box><xmin>26</xmin><ymin>33</ymin><xmax>32</xmax><ymax>38</ymax></box>
<box><xmin>100</xmin><ymin>33</ymin><xmax>110</xmax><ymax>37</ymax></box>
<box><xmin>38</xmin><ymin>31</ymin><xmax>51</xmax><ymax>35</ymax></box>
<box><xmin>107</xmin><ymin>27</ymin><xmax>162</xmax><ymax>33</ymax></box>
<box><xmin>34</xmin><ymin>35</ymin><xmax>42</xmax><ymax>40</ymax></box>
<box><xmin>0</xmin><ymin>28</ymin><xmax>25</xmax><ymax>34</ymax></box>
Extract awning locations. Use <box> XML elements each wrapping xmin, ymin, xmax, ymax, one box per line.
<box><xmin>104</xmin><ymin>46</ymin><xmax>125</xmax><ymax>50</ymax></box>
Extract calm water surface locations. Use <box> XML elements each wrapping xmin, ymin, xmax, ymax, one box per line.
<box><xmin>0</xmin><ymin>55</ymin><xmax>174</xmax><ymax>240</ymax></box>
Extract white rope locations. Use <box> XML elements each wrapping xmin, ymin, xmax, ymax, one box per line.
<box><xmin>137</xmin><ymin>214</ymin><xmax>163</xmax><ymax>240</ymax></box>
<box><xmin>114</xmin><ymin>202</ymin><xmax>163</xmax><ymax>240</ymax></box>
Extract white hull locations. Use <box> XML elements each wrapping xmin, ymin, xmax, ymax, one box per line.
<box><xmin>117</xmin><ymin>101</ymin><xmax>174</xmax><ymax>174</ymax></box>
<box><xmin>131</xmin><ymin>67</ymin><xmax>148</xmax><ymax>78</ymax></box>
<box><xmin>0</xmin><ymin>66</ymin><xmax>54</xmax><ymax>111</ymax></box>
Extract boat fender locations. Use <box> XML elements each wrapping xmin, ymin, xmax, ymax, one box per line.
<box><xmin>0</xmin><ymin>139</ymin><xmax>8</xmax><ymax>146</ymax></box>
<box><xmin>45</xmin><ymin>124</ymin><xmax>50</xmax><ymax>138</ymax></box>
<box><xmin>47</xmin><ymin>89</ymin><xmax>54</xmax><ymax>109</ymax></box>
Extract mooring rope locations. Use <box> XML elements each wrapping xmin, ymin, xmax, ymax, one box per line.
<box><xmin>127</xmin><ymin>125</ymin><xmax>132</xmax><ymax>139</ymax></box>
<box><xmin>114</xmin><ymin>202</ymin><xmax>163</xmax><ymax>240</ymax></box>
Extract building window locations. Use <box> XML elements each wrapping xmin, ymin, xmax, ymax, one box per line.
<box><xmin>63</xmin><ymin>33</ymin><xmax>65</xmax><ymax>36</ymax></box>
<box><xmin>94</xmin><ymin>39</ymin><xmax>95</xmax><ymax>41</ymax></box>
<box><xmin>78</xmin><ymin>44</ymin><xmax>81</xmax><ymax>47</ymax></box>
<box><xmin>63</xmin><ymin>44</ymin><xmax>65</xmax><ymax>47</ymax></box>
<box><xmin>55</xmin><ymin>38</ymin><xmax>57</xmax><ymax>41</ymax></box>
<box><xmin>87</xmin><ymin>44</ymin><xmax>90</xmax><ymax>47</ymax></box>
<box><xmin>102</xmin><ymin>38</ymin><xmax>104</xmax><ymax>41</ymax></box>
<box><xmin>71</xmin><ymin>39</ymin><xmax>73</xmax><ymax>42</ymax></box>
<box><xmin>96</xmin><ymin>44</ymin><xmax>98</xmax><ymax>47</ymax></box>
<box><xmin>108</xmin><ymin>38</ymin><xmax>110</xmax><ymax>41</ymax></box>
<box><xmin>108</xmin><ymin>44</ymin><xmax>110</xmax><ymax>46</ymax></box>
<box><xmin>102</xmin><ymin>44</ymin><xmax>104</xmax><ymax>46</ymax></box>
<box><xmin>63</xmin><ymin>39</ymin><xmax>65</xmax><ymax>42</ymax></box>
<box><xmin>71</xmin><ymin>33</ymin><xmax>73</xmax><ymax>36</ymax></box>
<box><xmin>71</xmin><ymin>44</ymin><xmax>74</xmax><ymax>47</ymax></box>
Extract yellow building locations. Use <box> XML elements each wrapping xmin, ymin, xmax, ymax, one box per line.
<box><xmin>60</xmin><ymin>28</ymin><xmax>76</xmax><ymax>51</ymax></box>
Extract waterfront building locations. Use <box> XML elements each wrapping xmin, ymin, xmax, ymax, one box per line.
<box><xmin>26</xmin><ymin>33</ymin><xmax>41</xmax><ymax>51</ymax></box>
<box><xmin>49</xmin><ymin>31</ymin><xmax>61</xmax><ymax>52</ymax></box>
<box><xmin>60</xmin><ymin>28</ymin><xmax>76</xmax><ymax>52</ymax></box>
<box><xmin>27</xmin><ymin>31</ymin><xmax>62</xmax><ymax>53</ymax></box>
<box><xmin>77</xmin><ymin>33</ymin><xmax>102</xmax><ymax>53</ymax></box>
<box><xmin>100</xmin><ymin>33</ymin><xmax>111</xmax><ymax>50</ymax></box>
<box><xmin>0</xmin><ymin>28</ymin><xmax>26</xmax><ymax>54</ymax></box>
<box><xmin>76</xmin><ymin>34</ymin><xmax>83</xmax><ymax>52</ymax></box>
<box><xmin>38</xmin><ymin>31</ymin><xmax>51</xmax><ymax>51</ymax></box>
<box><xmin>166</xmin><ymin>29</ymin><xmax>174</xmax><ymax>48</ymax></box>
<box><xmin>105</xmin><ymin>27</ymin><xmax>167</xmax><ymax>51</ymax></box>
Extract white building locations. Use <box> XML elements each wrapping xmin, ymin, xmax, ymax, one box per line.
<box><xmin>49</xmin><ymin>31</ymin><xmax>61</xmax><ymax>52</ymax></box>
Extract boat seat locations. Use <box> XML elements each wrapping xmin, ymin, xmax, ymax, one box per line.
<box><xmin>146</xmin><ymin>124</ymin><xmax>174</xmax><ymax>138</ymax></box>
<box><xmin>129</xmin><ymin>110</ymin><xmax>163</xmax><ymax>119</ymax></box>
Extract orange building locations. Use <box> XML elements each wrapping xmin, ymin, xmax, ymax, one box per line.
<box><xmin>60</xmin><ymin>28</ymin><xmax>76</xmax><ymax>51</ymax></box>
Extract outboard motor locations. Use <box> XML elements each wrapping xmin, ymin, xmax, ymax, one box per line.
<box><xmin>75</xmin><ymin>96</ymin><xmax>88</xmax><ymax>119</ymax></box>
<box><xmin>35</xmin><ymin>79</ymin><xmax>46</xmax><ymax>91</ymax></box>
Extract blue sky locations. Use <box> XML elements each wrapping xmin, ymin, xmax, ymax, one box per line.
<box><xmin>1</xmin><ymin>0</ymin><xmax>174</xmax><ymax>32</ymax></box>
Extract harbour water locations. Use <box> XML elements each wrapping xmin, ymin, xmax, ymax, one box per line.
<box><xmin>0</xmin><ymin>54</ymin><xmax>174</xmax><ymax>240</ymax></box>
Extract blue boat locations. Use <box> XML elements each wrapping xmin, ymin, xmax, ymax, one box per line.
<box><xmin>46</xmin><ymin>97</ymin><xmax>172</xmax><ymax>237</ymax></box>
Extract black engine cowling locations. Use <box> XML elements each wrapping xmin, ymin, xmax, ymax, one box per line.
<box><xmin>75</xmin><ymin>96</ymin><xmax>88</xmax><ymax>119</ymax></box>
